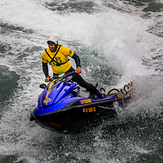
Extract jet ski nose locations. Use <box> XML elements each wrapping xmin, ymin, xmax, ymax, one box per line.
<box><xmin>30</xmin><ymin>112</ymin><xmax>36</xmax><ymax>121</ymax></box>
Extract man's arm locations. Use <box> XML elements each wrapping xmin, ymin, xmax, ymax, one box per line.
<box><xmin>72</xmin><ymin>53</ymin><xmax>81</xmax><ymax>68</ymax></box>
<box><xmin>42</xmin><ymin>62</ymin><xmax>50</xmax><ymax>82</ymax></box>
<box><xmin>72</xmin><ymin>53</ymin><xmax>82</xmax><ymax>74</ymax></box>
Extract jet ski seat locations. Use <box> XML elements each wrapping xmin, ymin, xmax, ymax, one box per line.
<box><xmin>79</xmin><ymin>81</ymin><xmax>98</xmax><ymax>98</ymax></box>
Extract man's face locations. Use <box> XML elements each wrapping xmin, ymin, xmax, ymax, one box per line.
<box><xmin>48</xmin><ymin>43</ymin><xmax>56</xmax><ymax>52</ymax></box>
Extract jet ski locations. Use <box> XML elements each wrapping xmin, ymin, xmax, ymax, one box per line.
<box><xmin>30</xmin><ymin>71</ymin><xmax>133</xmax><ymax>133</ymax></box>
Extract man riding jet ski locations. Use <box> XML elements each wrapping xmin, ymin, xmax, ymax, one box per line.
<box><xmin>42</xmin><ymin>36</ymin><xmax>103</xmax><ymax>99</ymax></box>
<box><xmin>30</xmin><ymin>36</ymin><xmax>133</xmax><ymax>133</ymax></box>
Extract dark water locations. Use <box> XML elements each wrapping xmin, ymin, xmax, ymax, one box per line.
<box><xmin>0</xmin><ymin>0</ymin><xmax>163</xmax><ymax>162</ymax></box>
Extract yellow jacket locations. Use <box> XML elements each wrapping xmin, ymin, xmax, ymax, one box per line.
<box><xmin>42</xmin><ymin>45</ymin><xmax>74</xmax><ymax>74</ymax></box>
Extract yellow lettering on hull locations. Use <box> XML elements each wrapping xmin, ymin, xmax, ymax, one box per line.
<box><xmin>80</xmin><ymin>99</ymin><xmax>92</xmax><ymax>104</ymax></box>
<box><xmin>43</xmin><ymin>80</ymin><xmax>55</xmax><ymax>105</ymax></box>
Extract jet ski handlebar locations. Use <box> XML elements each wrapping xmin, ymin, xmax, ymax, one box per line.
<box><xmin>63</xmin><ymin>71</ymin><xmax>76</xmax><ymax>78</ymax></box>
<box><xmin>49</xmin><ymin>71</ymin><xmax>77</xmax><ymax>82</ymax></box>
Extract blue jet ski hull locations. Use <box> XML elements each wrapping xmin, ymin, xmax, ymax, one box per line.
<box><xmin>30</xmin><ymin>103</ymin><xmax>117</xmax><ymax>134</ymax></box>
<box><xmin>30</xmin><ymin>72</ymin><xmax>132</xmax><ymax>134</ymax></box>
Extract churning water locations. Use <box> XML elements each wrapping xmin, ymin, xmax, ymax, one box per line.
<box><xmin>0</xmin><ymin>0</ymin><xmax>163</xmax><ymax>162</ymax></box>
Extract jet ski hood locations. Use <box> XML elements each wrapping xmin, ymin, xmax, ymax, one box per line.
<box><xmin>39</xmin><ymin>80</ymin><xmax>76</xmax><ymax>108</ymax></box>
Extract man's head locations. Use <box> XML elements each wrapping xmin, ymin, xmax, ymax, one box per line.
<box><xmin>47</xmin><ymin>36</ymin><xmax>58</xmax><ymax>52</ymax></box>
<box><xmin>47</xmin><ymin>36</ymin><xmax>58</xmax><ymax>45</ymax></box>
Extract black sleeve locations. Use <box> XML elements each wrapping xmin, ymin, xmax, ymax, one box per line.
<box><xmin>42</xmin><ymin>62</ymin><xmax>49</xmax><ymax>77</ymax></box>
<box><xmin>72</xmin><ymin>53</ymin><xmax>81</xmax><ymax>68</ymax></box>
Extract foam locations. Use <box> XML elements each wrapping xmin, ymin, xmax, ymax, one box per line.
<box><xmin>0</xmin><ymin>0</ymin><xmax>162</xmax><ymax>84</ymax></box>
<box><xmin>0</xmin><ymin>1</ymin><xmax>163</xmax><ymax>163</ymax></box>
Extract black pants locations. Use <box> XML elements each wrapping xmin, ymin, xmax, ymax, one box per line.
<box><xmin>53</xmin><ymin>67</ymin><xmax>102</xmax><ymax>98</ymax></box>
<box><xmin>67</xmin><ymin>67</ymin><xmax>102</xmax><ymax>99</ymax></box>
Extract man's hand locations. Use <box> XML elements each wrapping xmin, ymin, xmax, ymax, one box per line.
<box><xmin>45</xmin><ymin>76</ymin><xmax>50</xmax><ymax>82</ymax></box>
<box><xmin>75</xmin><ymin>67</ymin><xmax>82</xmax><ymax>74</ymax></box>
